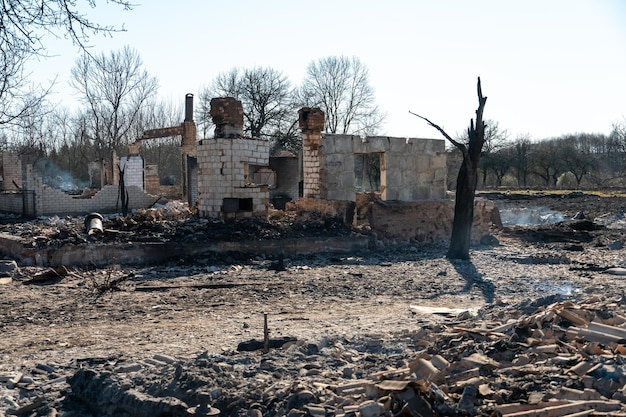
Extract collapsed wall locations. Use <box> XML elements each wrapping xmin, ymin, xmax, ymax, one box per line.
<box><xmin>23</xmin><ymin>165</ymin><xmax>157</xmax><ymax>216</ymax></box>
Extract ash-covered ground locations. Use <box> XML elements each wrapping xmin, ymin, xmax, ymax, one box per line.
<box><xmin>1</xmin><ymin>192</ymin><xmax>626</xmax><ymax>416</ymax></box>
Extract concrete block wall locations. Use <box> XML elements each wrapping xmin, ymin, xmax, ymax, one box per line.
<box><xmin>119</xmin><ymin>156</ymin><xmax>144</xmax><ymax>190</ymax></box>
<box><xmin>269</xmin><ymin>156</ymin><xmax>300</xmax><ymax>202</ymax></box>
<box><xmin>2</xmin><ymin>152</ymin><xmax>22</xmax><ymax>190</ymax></box>
<box><xmin>377</xmin><ymin>137</ymin><xmax>446</xmax><ymax>200</ymax></box>
<box><xmin>0</xmin><ymin>192</ymin><xmax>24</xmax><ymax>212</ymax></box>
<box><xmin>319</xmin><ymin>135</ymin><xmax>356</xmax><ymax>201</ymax></box>
<box><xmin>8</xmin><ymin>164</ymin><xmax>157</xmax><ymax>216</ymax></box>
<box><xmin>319</xmin><ymin>135</ymin><xmax>446</xmax><ymax>202</ymax></box>
<box><xmin>196</xmin><ymin>138</ymin><xmax>270</xmax><ymax>218</ymax></box>
<box><xmin>35</xmin><ymin>184</ymin><xmax>156</xmax><ymax>215</ymax></box>
<box><xmin>188</xmin><ymin>156</ymin><xmax>198</xmax><ymax>206</ymax></box>
<box><xmin>144</xmin><ymin>164</ymin><xmax>160</xmax><ymax>194</ymax></box>
<box><xmin>286</xmin><ymin>197</ymin><xmax>356</xmax><ymax>226</ymax></box>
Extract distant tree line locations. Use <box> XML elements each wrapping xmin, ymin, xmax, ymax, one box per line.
<box><xmin>446</xmin><ymin>120</ymin><xmax>626</xmax><ymax>190</ymax></box>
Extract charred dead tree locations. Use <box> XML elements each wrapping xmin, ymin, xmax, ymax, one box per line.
<box><xmin>411</xmin><ymin>77</ymin><xmax>488</xmax><ymax>259</ymax></box>
<box><xmin>117</xmin><ymin>165</ymin><xmax>129</xmax><ymax>216</ymax></box>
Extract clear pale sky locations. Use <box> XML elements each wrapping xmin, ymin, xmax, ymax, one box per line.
<box><xmin>28</xmin><ymin>0</ymin><xmax>626</xmax><ymax>140</ymax></box>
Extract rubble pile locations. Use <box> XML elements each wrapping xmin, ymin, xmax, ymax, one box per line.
<box><xmin>0</xmin><ymin>203</ymin><xmax>361</xmax><ymax>251</ymax></box>
<box><xmin>2</xmin><ymin>294</ymin><xmax>626</xmax><ymax>416</ymax></box>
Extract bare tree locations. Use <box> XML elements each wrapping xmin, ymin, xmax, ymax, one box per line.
<box><xmin>0</xmin><ymin>0</ymin><xmax>132</xmax><ymax>129</ymax></box>
<box><xmin>531</xmin><ymin>140</ymin><xmax>562</xmax><ymax>187</ymax></box>
<box><xmin>0</xmin><ymin>0</ymin><xmax>132</xmax><ymax>57</ymax></box>
<box><xmin>559</xmin><ymin>135</ymin><xmax>599</xmax><ymax>187</ymax></box>
<box><xmin>3</xmin><ymin>100</ymin><xmax>52</xmax><ymax>165</ymax></box>
<box><xmin>0</xmin><ymin>46</ymin><xmax>50</xmax><ymax>127</ymax></box>
<box><xmin>489</xmin><ymin>146</ymin><xmax>515</xmax><ymax>187</ymax></box>
<box><xmin>411</xmin><ymin>77</ymin><xmax>487</xmax><ymax>260</ymax></box>
<box><xmin>477</xmin><ymin>120</ymin><xmax>509</xmax><ymax>187</ymax></box>
<box><xmin>298</xmin><ymin>56</ymin><xmax>385</xmax><ymax>135</ymax></box>
<box><xmin>46</xmin><ymin>107</ymin><xmax>91</xmax><ymax>182</ymax></box>
<box><xmin>607</xmin><ymin>120</ymin><xmax>626</xmax><ymax>180</ymax></box>
<box><xmin>199</xmin><ymin>67</ymin><xmax>296</xmax><ymax>141</ymax></box>
<box><xmin>70</xmin><ymin>46</ymin><xmax>159</xmax><ymax>158</ymax></box>
<box><xmin>134</xmin><ymin>100</ymin><xmax>184</xmax><ymax>183</ymax></box>
<box><xmin>513</xmin><ymin>136</ymin><xmax>532</xmax><ymax>187</ymax></box>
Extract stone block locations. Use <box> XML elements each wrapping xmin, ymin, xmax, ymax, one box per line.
<box><xmin>398</xmin><ymin>188</ymin><xmax>413</xmax><ymax>202</ymax></box>
<box><xmin>432</xmin><ymin>139</ymin><xmax>446</xmax><ymax>153</ymax></box>
<box><xmin>389</xmin><ymin>137</ymin><xmax>409</xmax><ymax>153</ymax></box>
<box><xmin>366</xmin><ymin>136</ymin><xmax>390</xmax><ymax>153</ymax></box>
<box><xmin>333</xmin><ymin>135</ymin><xmax>354</xmax><ymax>154</ymax></box>
<box><xmin>401</xmin><ymin>170</ymin><xmax>417</xmax><ymax>186</ymax></box>
<box><xmin>382</xmin><ymin>187</ymin><xmax>399</xmax><ymax>201</ymax></box>
<box><xmin>384</xmin><ymin>170</ymin><xmax>402</xmax><ymax>188</ymax></box>
<box><xmin>352</xmin><ymin>138</ymin><xmax>365</xmax><ymax>154</ymax></box>
<box><xmin>431</xmin><ymin>153</ymin><xmax>447</xmax><ymax>169</ymax></box>
<box><xmin>412</xmin><ymin>187</ymin><xmax>430</xmax><ymax>200</ymax></box>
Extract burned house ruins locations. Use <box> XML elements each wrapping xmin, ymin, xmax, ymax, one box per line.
<box><xmin>0</xmin><ymin>94</ymin><xmax>496</xmax><ymax>243</ymax></box>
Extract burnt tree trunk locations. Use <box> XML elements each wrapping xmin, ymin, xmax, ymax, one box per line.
<box><xmin>447</xmin><ymin>116</ymin><xmax>485</xmax><ymax>258</ymax></box>
<box><xmin>410</xmin><ymin>77</ymin><xmax>487</xmax><ymax>260</ymax></box>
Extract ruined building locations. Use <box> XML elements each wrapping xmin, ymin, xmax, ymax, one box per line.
<box><xmin>298</xmin><ymin>107</ymin><xmax>446</xmax><ymax>202</ymax></box>
<box><xmin>196</xmin><ymin>97</ymin><xmax>271</xmax><ymax>218</ymax></box>
<box><xmin>0</xmin><ymin>95</ymin><xmax>495</xmax><ymax>242</ymax></box>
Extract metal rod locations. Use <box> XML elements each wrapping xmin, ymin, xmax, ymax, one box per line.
<box><xmin>263</xmin><ymin>313</ymin><xmax>269</xmax><ymax>354</ymax></box>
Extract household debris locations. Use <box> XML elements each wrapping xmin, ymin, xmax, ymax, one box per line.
<box><xmin>0</xmin><ymin>259</ymin><xmax>18</xmax><ymax>284</ymax></box>
<box><xmin>84</xmin><ymin>212</ymin><xmax>104</xmax><ymax>237</ymax></box>
<box><xmin>2</xmin><ymin>295</ymin><xmax>626</xmax><ymax>416</ymax></box>
<box><xmin>2</xmin><ymin>192</ymin><xmax>626</xmax><ymax>416</ymax></box>
<box><xmin>0</xmin><ymin>201</ymin><xmax>359</xmax><ymax>252</ymax></box>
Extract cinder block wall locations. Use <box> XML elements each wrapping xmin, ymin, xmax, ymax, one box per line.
<box><xmin>0</xmin><ymin>192</ymin><xmax>24</xmax><ymax>212</ymax></box>
<box><xmin>196</xmin><ymin>138</ymin><xmax>270</xmax><ymax>218</ymax></box>
<box><xmin>269</xmin><ymin>156</ymin><xmax>300</xmax><ymax>202</ymax></box>
<box><xmin>319</xmin><ymin>135</ymin><xmax>446</xmax><ymax>202</ymax></box>
<box><xmin>35</xmin><ymin>184</ymin><xmax>156</xmax><ymax>215</ymax></box>
<box><xmin>2</xmin><ymin>152</ymin><xmax>23</xmax><ymax>190</ymax></box>
<box><xmin>319</xmin><ymin>135</ymin><xmax>357</xmax><ymax>201</ymax></box>
<box><xmin>19</xmin><ymin>165</ymin><xmax>158</xmax><ymax>216</ymax></box>
<box><xmin>119</xmin><ymin>156</ymin><xmax>144</xmax><ymax>190</ymax></box>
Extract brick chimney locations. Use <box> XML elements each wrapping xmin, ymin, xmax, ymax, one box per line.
<box><xmin>210</xmin><ymin>97</ymin><xmax>244</xmax><ymax>138</ymax></box>
<box><xmin>298</xmin><ymin>107</ymin><xmax>325</xmax><ymax>198</ymax></box>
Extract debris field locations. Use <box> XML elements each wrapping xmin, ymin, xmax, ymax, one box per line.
<box><xmin>1</xmin><ymin>192</ymin><xmax>626</xmax><ymax>416</ymax></box>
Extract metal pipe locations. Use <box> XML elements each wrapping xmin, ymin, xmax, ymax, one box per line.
<box><xmin>84</xmin><ymin>213</ymin><xmax>104</xmax><ymax>237</ymax></box>
<box><xmin>263</xmin><ymin>313</ymin><xmax>269</xmax><ymax>354</ymax></box>
<box><xmin>185</xmin><ymin>93</ymin><xmax>194</xmax><ymax>122</ymax></box>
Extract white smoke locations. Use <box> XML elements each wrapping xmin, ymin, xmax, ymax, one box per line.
<box><xmin>499</xmin><ymin>207</ymin><xmax>565</xmax><ymax>226</ymax></box>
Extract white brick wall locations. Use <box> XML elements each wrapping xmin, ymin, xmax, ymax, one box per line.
<box><xmin>119</xmin><ymin>156</ymin><xmax>144</xmax><ymax>190</ymax></box>
<box><xmin>2</xmin><ymin>152</ymin><xmax>22</xmax><ymax>190</ymax></box>
<box><xmin>197</xmin><ymin>138</ymin><xmax>270</xmax><ymax>218</ymax></box>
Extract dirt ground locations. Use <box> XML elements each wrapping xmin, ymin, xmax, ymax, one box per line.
<box><xmin>1</xmin><ymin>192</ymin><xmax>626</xmax><ymax>416</ymax></box>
